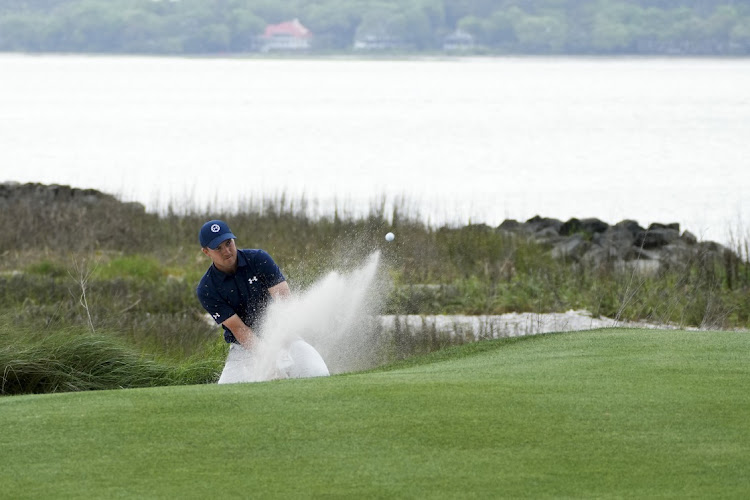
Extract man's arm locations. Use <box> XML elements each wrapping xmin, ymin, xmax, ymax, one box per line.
<box><xmin>268</xmin><ymin>280</ymin><xmax>291</xmax><ymax>300</ymax></box>
<box><xmin>222</xmin><ymin>314</ymin><xmax>256</xmax><ymax>350</ymax></box>
<box><xmin>222</xmin><ymin>281</ymin><xmax>290</xmax><ymax>350</ymax></box>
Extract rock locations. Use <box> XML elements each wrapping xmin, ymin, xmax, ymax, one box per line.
<box><xmin>580</xmin><ymin>245</ymin><xmax>617</xmax><ymax>267</ymax></box>
<box><xmin>615</xmin><ymin>259</ymin><xmax>661</xmax><ymax>276</ymax></box>
<box><xmin>595</xmin><ymin>226</ymin><xmax>636</xmax><ymax>247</ymax></box>
<box><xmin>635</xmin><ymin>227</ymin><xmax>680</xmax><ymax>249</ymax></box>
<box><xmin>497</xmin><ymin>219</ymin><xmax>521</xmax><ymax>231</ymax></box>
<box><xmin>588</xmin><ymin>229</ymin><xmax>632</xmax><ymax>263</ymax></box>
<box><xmin>551</xmin><ymin>234</ymin><xmax>590</xmax><ymax>260</ymax></box>
<box><xmin>660</xmin><ymin>242</ymin><xmax>695</xmax><ymax>269</ymax></box>
<box><xmin>535</xmin><ymin>226</ymin><xmax>562</xmax><ymax>242</ymax></box>
<box><xmin>0</xmin><ymin>182</ymin><xmax>152</xmax><ymax>251</ymax></box>
<box><xmin>524</xmin><ymin>216</ymin><xmax>563</xmax><ymax>234</ymax></box>
<box><xmin>698</xmin><ymin>241</ymin><xmax>727</xmax><ymax>257</ymax></box>
<box><xmin>465</xmin><ymin>223</ymin><xmax>493</xmax><ymax>232</ymax></box>
<box><xmin>699</xmin><ymin>241</ymin><xmax>725</xmax><ymax>252</ymax></box>
<box><xmin>559</xmin><ymin>218</ymin><xmax>582</xmax><ymax>236</ymax></box>
<box><xmin>649</xmin><ymin>222</ymin><xmax>680</xmax><ymax>232</ymax></box>
<box><xmin>580</xmin><ymin>218</ymin><xmax>609</xmax><ymax>234</ymax></box>
<box><xmin>681</xmin><ymin>230</ymin><xmax>698</xmax><ymax>245</ymax></box>
<box><xmin>632</xmin><ymin>247</ymin><xmax>662</xmax><ymax>261</ymax></box>
<box><xmin>559</xmin><ymin>217</ymin><xmax>609</xmax><ymax>237</ymax></box>
<box><xmin>0</xmin><ymin>182</ymin><xmax>145</xmax><ymax>212</ymax></box>
<box><xmin>614</xmin><ymin>220</ymin><xmax>645</xmax><ymax>237</ymax></box>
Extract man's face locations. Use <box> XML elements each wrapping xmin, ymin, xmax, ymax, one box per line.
<box><xmin>203</xmin><ymin>238</ymin><xmax>237</xmax><ymax>271</ymax></box>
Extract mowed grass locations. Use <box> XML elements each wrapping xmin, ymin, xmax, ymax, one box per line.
<box><xmin>1</xmin><ymin>328</ymin><xmax>749</xmax><ymax>499</ymax></box>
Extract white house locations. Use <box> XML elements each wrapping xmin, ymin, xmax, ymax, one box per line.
<box><xmin>443</xmin><ymin>30</ymin><xmax>476</xmax><ymax>51</ymax></box>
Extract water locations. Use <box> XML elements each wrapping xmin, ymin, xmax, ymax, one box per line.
<box><xmin>1</xmin><ymin>54</ymin><xmax>749</xmax><ymax>244</ymax></box>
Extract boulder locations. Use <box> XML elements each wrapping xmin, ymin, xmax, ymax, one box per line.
<box><xmin>590</xmin><ymin>231</ymin><xmax>634</xmax><ymax>262</ymax></box>
<box><xmin>559</xmin><ymin>217</ymin><xmax>608</xmax><ymax>236</ymax></box>
<box><xmin>614</xmin><ymin>219</ymin><xmax>645</xmax><ymax>234</ymax></box>
<box><xmin>681</xmin><ymin>230</ymin><xmax>698</xmax><ymax>245</ymax></box>
<box><xmin>649</xmin><ymin>222</ymin><xmax>680</xmax><ymax>232</ymax></box>
<box><xmin>534</xmin><ymin>226</ymin><xmax>562</xmax><ymax>243</ymax></box>
<box><xmin>699</xmin><ymin>241</ymin><xmax>726</xmax><ymax>253</ymax></box>
<box><xmin>551</xmin><ymin>234</ymin><xmax>590</xmax><ymax>260</ymax></box>
<box><xmin>580</xmin><ymin>218</ymin><xmax>609</xmax><ymax>234</ymax></box>
<box><xmin>559</xmin><ymin>218</ymin><xmax>582</xmax><ymax>236</ymax></box>
<box><xmin>580</xmin><ymin>245</ymin><xmax>619</xmax><ymax>267</ymax></box>
<box><xmin>631</xmin><ymin>247</ymin><xmax>662</xmax><ymax>261</ymax></box>
<box><xmin>524</xmin><ymin>216</ymin><xmax>563</xmax><ymax>234</ymax></box>
<box><xmin>615</xmin><ymin>259</ymin><xmax>661</xmax><ymax>276</ymax></box>
<box><xmin>594</xmin><ymin>226</ymin><xmax>636</xmax><ymax>247</ymax></box>
<box><xmin>497</xmin><ymin>219</ymin><xmax>521</xmax><ymax>232</ymax></box>
<box><xmin>0</xmin><ymin>182</ymin><xmax>144</xmax><ymax>211</ymax></box>
<box><xmin>660</xmin><ymin>242</ymin><xmax>695</xmax><ymax>269</ymax></box>
<box><xmin>465</xmin><ymin>223</ymin><xmax>493</xmax><ymax>233</ymax></box>
<box><xmin>636</xmin><ymin>227</ymin><xmax>680</xmax><ymax>249</ymax></box>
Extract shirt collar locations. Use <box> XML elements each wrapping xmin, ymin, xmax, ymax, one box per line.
<box><xmin>236</xmin><ymin>249</ymin><xmax>248</xmax><ymax>268</ymax></box>
<box><xmin>211</xmin><ymin>249</ymin><xmax>247</xmax><ymax>280</ymax></box>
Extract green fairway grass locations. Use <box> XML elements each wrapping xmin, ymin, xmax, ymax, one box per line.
<box><xmin>2</xmin><ymin>328</ymin><xmax>749</xmax><ymax>499</ymax></box>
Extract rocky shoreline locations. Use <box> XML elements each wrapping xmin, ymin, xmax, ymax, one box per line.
<box><xmin>490</xmin><ymin>215</ymin><xmax>730</xmax><ymax>274</ymax></box>
<box><xmin>0</xmin><ymin>182</ymin><xmax>735</xmax><ymax>272</ymax></box>
<box><xmin>0</xmin><ymin>181</ymin><xmax>145</xmax><ymax>211</ymax></box>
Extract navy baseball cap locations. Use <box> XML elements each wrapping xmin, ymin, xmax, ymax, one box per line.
<box><xmin>199</xmin><ymin>220</ymin><xmax>236</xmax><ymax>249</ymax></box>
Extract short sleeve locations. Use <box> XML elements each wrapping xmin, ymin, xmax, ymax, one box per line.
<box><xmin>196</xmin><ymin>278</ymin><xmax>235</xmax><ymax>325</ymax></box>
<box><xmin>251</xmin><ymin>249</ymin><xmax>286</xmax><ymax>288</ymax></box>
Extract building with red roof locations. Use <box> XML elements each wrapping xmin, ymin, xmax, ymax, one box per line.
<box><xmin>260</xmin><ymin>19</ymin><xmax>313</xmax><ymax>52</ymax></box>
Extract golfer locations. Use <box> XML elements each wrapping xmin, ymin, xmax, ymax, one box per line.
<box><xmin>196</xmin><ymin>219</ymin><xmax>329</xmax><ymax>383</ymax></box>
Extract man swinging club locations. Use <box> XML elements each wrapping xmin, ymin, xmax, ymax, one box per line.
<box><xmin>196</xmin><ymin>219</ymin><xmax>329</xmax><ymax>383</ymax></box>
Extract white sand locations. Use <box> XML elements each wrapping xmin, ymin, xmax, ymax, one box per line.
<box><xmin>379</xmin><ymin>310</ymin><xmax>701</xmax><ymax>341</ymax></box>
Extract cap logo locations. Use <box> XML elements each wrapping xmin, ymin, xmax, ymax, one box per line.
<box><xmin>211</xmin><ymin>224</ymin><xmax>221</xmax><ymax>233</ymax></box>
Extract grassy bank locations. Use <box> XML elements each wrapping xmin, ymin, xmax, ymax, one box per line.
<box><xmin>1</xmin><ymin>189</ymin><xmax>748</xmax><ymax>394</ymax></box>
<box><xmin>2</xmin><ymin>329</ymin><xmax>749</xmax><ymax>498</ymax></box>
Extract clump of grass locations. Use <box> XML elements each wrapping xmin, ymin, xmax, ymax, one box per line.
<box><xmin>24</xmin><ymin>260</ymin><xmax>69</xmax><ymax>278</ymax></box>
<box><xmin>96</xmin><ymin>255</ymin><xmax>165</xmax><ymax>281</ymax></box>
<box><xmin>0</xmin><ymin>319</ymin><xmax>221</xmax><ymax>396</ymax></box>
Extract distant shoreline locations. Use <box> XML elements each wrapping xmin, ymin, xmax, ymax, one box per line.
<box><xmin>2</xmin><ymin>181</ymin><xmax>740</xmax><ymax>250</ymax></box>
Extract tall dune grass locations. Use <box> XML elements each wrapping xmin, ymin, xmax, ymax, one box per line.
<box><xmin>0</xmin><ymin>316</ymin><xmax>222</xmax><ymax>395</ymax></box>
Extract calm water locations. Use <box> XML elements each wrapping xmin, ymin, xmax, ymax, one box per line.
<box><xmin>1</xmin><ymin>55</ymin><xmax>748</xmax><ymax>244</ymax></box>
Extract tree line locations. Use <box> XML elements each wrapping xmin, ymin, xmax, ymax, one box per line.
<box><xmin>1</xmin><ymin>0</ymin><xmax>749</xmax><ymax>55</ymax></box>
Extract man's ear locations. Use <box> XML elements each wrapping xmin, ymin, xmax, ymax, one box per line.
<box><xmin>201</xmin><ymin>247</ymin><xmax>210</xmax><ymax>257</ymax></box>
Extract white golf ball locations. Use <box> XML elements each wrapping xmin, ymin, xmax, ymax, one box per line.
<box><xmin>385</xmin><ymin>232</ymin><xmax>395</xmax><ymax>242</ymax></box>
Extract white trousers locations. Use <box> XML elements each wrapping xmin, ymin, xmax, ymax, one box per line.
<box><xmin>218</xmin><ymin>339</ymin><xmax>330</xmax><ymax>384</ymax></box>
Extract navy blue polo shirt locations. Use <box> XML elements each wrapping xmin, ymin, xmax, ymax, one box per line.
<box><xmin>196</xmin><ymin>249</ymin><xmax>286</xmax><ymax>344</ymax></box>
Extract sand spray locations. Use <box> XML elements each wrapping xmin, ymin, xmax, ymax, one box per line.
<box><xmin>247</xmin><ymin>250</ymin><xmax>388</xmax><ymax>381</ymax></box>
